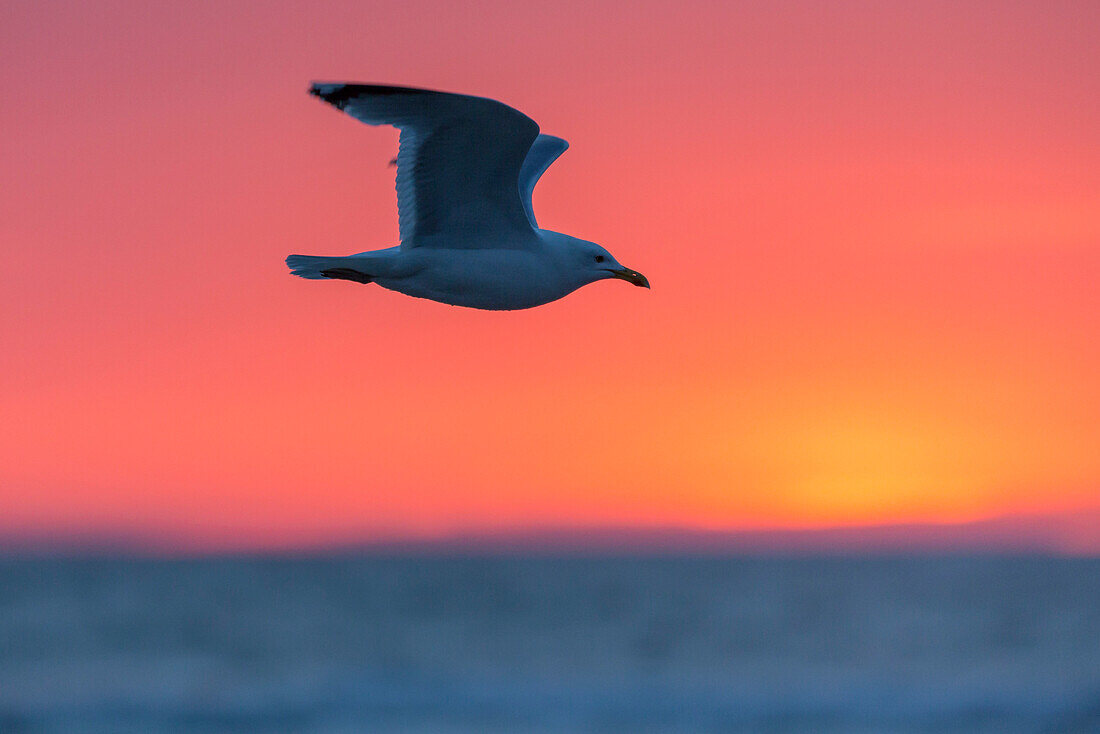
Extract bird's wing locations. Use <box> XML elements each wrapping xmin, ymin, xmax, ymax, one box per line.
<box><xmin>311</xmin><ymin>82</ymin><xmax>540</xmax><ymax>247</ymax></box>
<box><xmin>518</xmin><ymin>135</ymin><xmax>569</xmax><ymax>228</ymax></box>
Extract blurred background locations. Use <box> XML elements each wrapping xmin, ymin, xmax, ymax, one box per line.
<box><xmin>3</xmin><ymin>555</ymin><xmax>1098</xmax><ymax>733</ymax></box>
<box><xmin>1</xmin><ymin>0</ymin><xmax>1098</xmax><ymax>731</ymax></box>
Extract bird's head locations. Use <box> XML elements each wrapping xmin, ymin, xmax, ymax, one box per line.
<box><xmin>566</xmin><ymin>238</ymin><xmax>650</xmax><ymax>290</ymax></box>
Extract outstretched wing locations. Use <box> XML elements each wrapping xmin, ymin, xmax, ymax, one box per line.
<box><xmin>518</xmin><ymin>134</ymin><xmax>569</xmax><ymax>228</ymax></box>
<box><xmin>311</xmin><ymin>82</ymin><xmax>540</xmax><ymax>246</ymax></box>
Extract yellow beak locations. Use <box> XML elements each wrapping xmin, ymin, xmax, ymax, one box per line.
<box><xmin>609</xmin><ymin>267</ymin><xmax>650</xmax><ymax>288</ymax></box>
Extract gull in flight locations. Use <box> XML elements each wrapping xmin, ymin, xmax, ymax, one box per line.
<box><xmin>287</xmin><ymin>83</ymin><xmax>649</xmax><ymax>310</ymax></box>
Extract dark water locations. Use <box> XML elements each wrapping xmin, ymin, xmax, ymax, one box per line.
<box><xmin>1</xmin><ymin>555</ymin><xmax>1098</xmax><ymax>733</ymax></box>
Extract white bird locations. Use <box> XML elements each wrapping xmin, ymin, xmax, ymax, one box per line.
<box><xmin>287</xmin><ymin>83</ymin><xmax>649</xmax><ymax>310</ymax></box>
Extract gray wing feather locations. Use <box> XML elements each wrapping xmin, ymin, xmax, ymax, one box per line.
<box><xmin>311</xmin><ymin>83</ymin><xmax>540</xmax><ymax>246</ymax></box>
<box><xmin>518</xmin><ymin>134</ymin><xmax>569</xmax><ymax>228</ymax></box>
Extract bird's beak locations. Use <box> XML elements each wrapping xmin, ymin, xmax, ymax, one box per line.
<box><xmin>609</xmin><ymin>267</ymin><xmax>650</xmax><ymax>288</ymax></box>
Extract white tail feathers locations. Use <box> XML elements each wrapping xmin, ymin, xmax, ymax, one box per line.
<box><xmin>286</xmin><ymin>255</ymin><xmax>376</xmax><ymax>284</ymax></box>
<box><xmin>286</xmin><ymin>254</ymin><xmax>346</xmax><ymax>279</ymax></box>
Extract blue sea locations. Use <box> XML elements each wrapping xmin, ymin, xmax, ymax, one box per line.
<box><xmin>1</xmin><ymin>555</ymin><xmax>1098</xmax><ymax>733</ymax></box>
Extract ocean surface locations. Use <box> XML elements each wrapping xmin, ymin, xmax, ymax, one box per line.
<box><xmin>1</xmin><ymin>555</ymin><xmax>1098</xmax><ymax>733</ymax></box>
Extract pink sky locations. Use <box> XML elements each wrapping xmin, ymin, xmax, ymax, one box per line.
<box><xmin>1</xmin><ymin>1</ymin><xmax>1098</xmax><ymax>551</ymax></box>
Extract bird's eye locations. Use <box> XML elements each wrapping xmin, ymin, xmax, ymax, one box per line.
<box><xmin>594</xmin><ymin>255</ymin><xmax>605</xmax><ymax>263</ymax></box>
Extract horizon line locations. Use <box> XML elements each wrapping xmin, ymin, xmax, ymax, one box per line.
<box><xmin>2</xmin><ymin>508</ymin><xmax>1097</xmax><ymax>557</ymax></box>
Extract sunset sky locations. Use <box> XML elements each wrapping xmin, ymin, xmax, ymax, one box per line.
<box><xmin>2</xmin><ymin>1</ymin><xmax>1098</xmax><ymax>551</ymax></box>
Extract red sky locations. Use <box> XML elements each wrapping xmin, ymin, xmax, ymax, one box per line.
<box><xmin>2</xmin><ymin>1</ymin><xmax>1098</xmax><ymax>551</ymax></box>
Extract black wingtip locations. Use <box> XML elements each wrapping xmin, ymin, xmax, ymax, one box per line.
<box><xmin>310</xmin><ymin>82</ymin><xmax>352</xmax><ymax>110</ymax></box>
<box><xmin>321</xmin><ymin>268</ymin><xmax>375</xmax><ymax>284</ymax></box>
<box><xmin>309</xmin><ymin>82</ymin><xmax>443</xmax><ymax>110</ymax></box>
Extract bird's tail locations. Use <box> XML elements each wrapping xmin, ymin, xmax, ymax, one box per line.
<box><xmin>286</xmin><ymin>254</ymin><xmax>374</xmax><ymax>283</ymax></box>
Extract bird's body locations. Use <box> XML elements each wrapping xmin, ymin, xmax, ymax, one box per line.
<box><xmin>287</xmin><ymin>82</ymin><xmax>648</xmax><ymax>309</ymax></box>
<box><xmin>291</xmin><ymin>231</ymin><xmax>618</xmax><ymax>310</ymax></box>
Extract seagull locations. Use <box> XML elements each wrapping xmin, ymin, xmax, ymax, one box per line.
<box><xmin>286</xmin><ymin>83</ymin><xmax>649</xmax><ymax>310</ymax></box>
